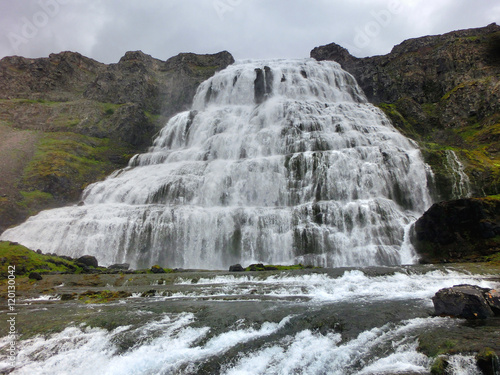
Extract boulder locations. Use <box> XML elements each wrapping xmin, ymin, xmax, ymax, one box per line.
<box><xmin>484</xmin><ymin>289</ymin><xmax>500</xmax><ymax>315</ymax></box>
<box><xmin>432</xmin><ymin>284</ymin><xmax>497</xmax><ymax>319</ymax></box>
<box><xmin>77</xmin><ymin>255</ymin><xmax>98</xmax><ymax>268</ymax></box>
<box><xmin>229</xmin><ymin>264</ymin><xmax>244</xmax><ymax>272</ymax></box>
<box><xmin>150</xmin><ymin>265</ymin><xmax>165</xmax><ymax>274</ymax></box>
<box><xmin>28</xmin><ymin>271</ymin><xmax>42</xmax><ymax>280</ymax></box>
<box><xmin>108</xmin><ymin>263</ymin><xmax>130</xmax><ymax>271</ymax></box>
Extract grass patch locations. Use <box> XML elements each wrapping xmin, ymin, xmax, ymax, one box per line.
<box><xmin>20</xmin><ymin>132</ymin><xmax>132</xmax><ymax>200</ymax></box>
<box><xmin>0</xmin><ymin>241</ymin><xmax>83</xmax><ymax>279</ymax></box>
<box><xmin>17</xmin><ymin>190</ymin><xmax>55</xmax><ymax>215</ymax></box>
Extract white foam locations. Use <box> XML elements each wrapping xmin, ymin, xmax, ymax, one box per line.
<box><xmin>173</xmin><ymin>269</ymin><xmax>499</xmax><ymax>304</ymax></box>
<box><xmin>3</xmin><ymin>313</ymin><xmax>291</xmax><ymax>375</ymax></box>
<box><xmin>223</xmin><ymin>317</ymin><xmax>447</xmax><ymax>375</ymax></box>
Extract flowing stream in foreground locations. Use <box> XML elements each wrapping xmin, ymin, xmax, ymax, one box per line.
<box><xmin>1</xmin><ymin>266</ymin><xmax>499</xmax><ymax>374</ymax></box>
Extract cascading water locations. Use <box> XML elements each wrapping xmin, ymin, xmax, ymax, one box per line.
<box><xmin>1</xmin><ymin>59</ymin><xmax>433</xmax><ymax>269</ymax></box>
<box><xmin>445</xmin><ymin>150</ymin><xmax>472</xmax><ymax>199</ymax></box>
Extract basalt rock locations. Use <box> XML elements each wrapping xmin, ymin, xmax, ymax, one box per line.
<box><xmin>432</xmin><ymin>284</ymin><xmax>499</xmax><ymax>319</ymax></box>
<box><xmin>229</xmin><ymin>264</ymin><xmax>244</xmax><ymax>272</ymax></box>
<box><xmin>413</xmin><ymin>197</ymin><xmax>500</xmax><ymax>263</ymax></box>
<box><xmin>76</xmin><ymin>255</ymin><xmax>98</xmax><ymax>268</ymax></box>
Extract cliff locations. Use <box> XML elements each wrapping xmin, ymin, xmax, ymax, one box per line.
<box><xmin>311</xmin><ymin>23</ymin><xmax>500</xmax><ymax>201</ymax></box>
<box><xmin>0</xmin><ymin>50</ymin><xmax>234</xmax><ymax>232</ymax></box>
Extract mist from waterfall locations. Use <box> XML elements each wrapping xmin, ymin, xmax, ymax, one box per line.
<box><xmin>1</xmin><ymin>59</ymin><xmax>433</xmax><ymax>269</ymax></box>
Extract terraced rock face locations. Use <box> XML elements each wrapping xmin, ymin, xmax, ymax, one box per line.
<box><xmin>0</xmin><ymin>50</ymin><xmax>234</xmax><ymax>232</ymax></box>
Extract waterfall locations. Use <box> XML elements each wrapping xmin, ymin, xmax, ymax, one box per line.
<box><xmin>1</xmin><ymin>59</ymin><xmax>433</xmax><ymax>269</ymax></box>
<box><xmin>445</xmin><ymin>150</ymin><xmax>472</xmax><ymax>199</ymax></box>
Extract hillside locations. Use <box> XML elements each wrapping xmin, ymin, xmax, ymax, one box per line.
<box><xmin>0</xmin><ymin>50</ymin><xmax>234</xmax><ymax>232</ymax></box>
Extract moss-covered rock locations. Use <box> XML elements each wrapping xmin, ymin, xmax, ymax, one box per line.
<box><xmin>0</xmin><ymin>241</ymin><xmax>83</xmax><ymax>279</ymax></box>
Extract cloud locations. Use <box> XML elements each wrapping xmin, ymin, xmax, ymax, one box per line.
<box><xmin>0</xmin><ymin>0</ymin><xmax>497</xmax><ymax>63</ymax></box>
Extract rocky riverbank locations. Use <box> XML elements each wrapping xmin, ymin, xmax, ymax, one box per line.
<box><xmin>1</xmin><ymin>247</ymin><xmax>499</xmax><ymax>374</ymax></box>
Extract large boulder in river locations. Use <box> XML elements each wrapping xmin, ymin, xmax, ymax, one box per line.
<box><xmin>432</xmin><ymin>284</ymin><xmax>500</xmax><ymax>319</ymax></box>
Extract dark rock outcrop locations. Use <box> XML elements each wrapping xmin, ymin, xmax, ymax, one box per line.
<box><xmin>108</xmin><ymin>263</ymin><xmax>130</xmax><ymax>271</ymax></box>
<box><xmin>432</xmin><ymin>284</ymin><xmax>499</xmax><ymax>319</ymax></box>
<box><xmin>476</xmin><ymin>348</ymin><xmax>500</xmax><ymax>375</ymax></box>
<box><xmin>413</xmin><ymin>197</ymin><xmax>500</xmax><ymax>263</ymax></box>
<box><xmin>311</xmin><ymin>23</ymin><xmax>500</xmax><ymax>198</ymax></box>
<box><xmin>150</xmin><ymin>265</ymin><xmax>166</xmax><ymax>274</ymax></box>
<box><xmin>28</xmin><ymin>271</ymin><xmax>42</xmax><ymax>280</ymax></box>
<box><xmin>76</xmin><ymin>255</ymin><xmax>98</xmax><ymax>268</ymax></box>
<box><xmin>229</xmin><ymin>264</ymin><xmax>244</xmax><ymax>272</ymax></box>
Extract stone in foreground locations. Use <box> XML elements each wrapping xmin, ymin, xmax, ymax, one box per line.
<box><xmin>432</xmin><ymin>284</ymin><xmax>499</xmax><ymax>319</ymax></box>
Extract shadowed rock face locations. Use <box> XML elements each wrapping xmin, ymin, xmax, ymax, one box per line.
<box><xmin>0</xmin><ymin>50</ymin><xmax>234</xmax><ymax>232</ymax></box>
<box><xmin>413</xmin><ymin>197</ymin><xmax>500</xmax><ymax>263</ymax></box>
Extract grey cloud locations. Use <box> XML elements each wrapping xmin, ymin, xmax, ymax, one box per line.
<box><xmin>0</xmin><ymin>0</ymin><xmax>497</xmax><ymax>64</ymax></box>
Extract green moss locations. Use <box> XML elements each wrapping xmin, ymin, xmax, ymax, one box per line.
<box><xmin>441</xmin><ymin>83</ymin><xmax>466</xmax><ymax>101</ymax></box>
<box><xmin>20</xmin><ymin>132</ymin><xmax>132</xmax><ymax>200</ymax></box>
<box><xmin>78</xmin><ymin>290</ymin><xmax>132</xmax><ymax>304</ymax></box>
<box><xmin>430</xmin><ymin>356</ymin><xmax>448</xmax><ymax>375</ymax></box>
<box><xmin>17</xmin><ymin>190</ymin><xmax>55</xmax><ymax>215</ymax></box>
<box><xmin>0</xmin><ymin>241</ymin><xmax>82</xmax><ymax>279</ymax></box>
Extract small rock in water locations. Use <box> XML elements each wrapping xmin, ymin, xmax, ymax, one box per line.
<box><xmin>229</xmin><ymin>264</ymin><xmax>244</xmax><ymax>272</ymax></box>
<box><xmin>432</xmin><ymin>284</ymin><xmax>497</xmax><ymax>319</ymax></box>
<box><xmin>150</xmin><ymin>265</ymin><xmax>166</xmax><ymax>273</ymax></box>
<box><xmin>109</xmin><ymin>263</ymin><xmax>130</xmax><ymax>271</ymax></box>
<box><xmin>77</xmin><ymin>255</ymin><xmax>98</xmax><ymax>268</ymax></box>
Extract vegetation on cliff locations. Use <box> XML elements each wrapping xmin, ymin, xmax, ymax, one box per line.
<box><xmin>0</xmin><ymin>50</ymin><xmax>234</xmax><ymax>232</ymax></box>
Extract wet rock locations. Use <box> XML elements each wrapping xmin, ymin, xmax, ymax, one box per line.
<box><xmin>141</xmin><ymin>289</ymin><xmax>157</xmax><ymax>297</ymax></box>
<box><xmin>476</xmin><ymin>347</ymin><xmax>500</xmax><ymax>375</ymax></box>
<box><xmin>150</xmin><ymin>265</ymin><xmax>165</xmax><ymax>274</ymax></box>
<box><xmin>248</xmin><ymin>263</ymin><xmax>265</xmax><ymax>271</ymax></box>
<box><xmin>28</xmin><ymin>272</ymin><xmax>42</xmax><ymax>280</ymax></box>
<box><xmin>109</xmin><ymin>263</ymin><xmax>130</xmax><ymax>271</ymax></box>
<box><xmin>229</xmin><ymin>264</ymin><xmax>244</xmax><ymax>272</ymax></box>
<box><xmin>77</xmin><ymin>255</ymin><xmax>98</xmax><ymax>268</ymax></box>
<box><xmin>432</xmin><ymin>284</ymin><xmax>496</xmax><ymax>319</ymax></box>
<box><xmin>60</xmin><ymin>293</ymin><xmax>77</xmax><ymax>301</ymax></box>
<box><xmin>484</xmin><ymin>289</ymin><xmax>500</xmax><ymax>315</ymax></box>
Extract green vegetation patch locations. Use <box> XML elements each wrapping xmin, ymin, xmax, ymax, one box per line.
<box><xmin>20</xmin><ymin>132</ymin><xmax>132</xmax><ymax>200</ymax></box>
<box><xmin>78</xmin><ymin>289</ymin><xmax>132</xmax><ymax>304</ymax></box>
<box><xmin>0</xmin><ymin>241</ymin><xmax>83</xmax><ymax>279</ymax></box>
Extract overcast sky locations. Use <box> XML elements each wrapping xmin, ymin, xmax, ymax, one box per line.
<box><xmin>0</xmin><ymin>0</ymin><xmax>498</xmax><ymax>64</ymax></box>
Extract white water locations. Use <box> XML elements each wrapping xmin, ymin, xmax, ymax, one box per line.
<box><xmin>445</xmin><ymin>150</ymin><xmax>472</xmax><ymax>199</ymax></box>
<box><xmin>1</xmin><ymin>268</ymin><xmax>496</xmax><ymax>374</ymax></box>
<box><xmin>1</xmin><ymin>59</ymin><xmax>433</xmax><ymax>269</ymax></box>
